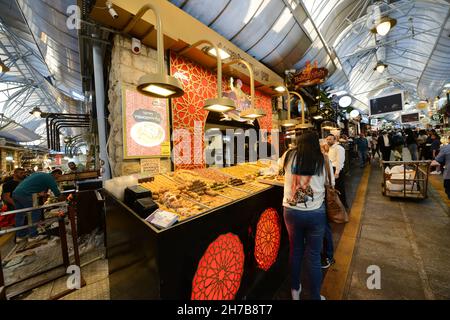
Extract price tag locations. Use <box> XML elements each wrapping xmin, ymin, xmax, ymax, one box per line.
<box><xmin>140</xmin><ymin>158</ymin><xmax>161</xmax><ymax>176</ymax></box>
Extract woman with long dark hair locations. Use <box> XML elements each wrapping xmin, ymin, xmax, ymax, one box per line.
<box><xmin>281</xmin><ymin>131</ymin><xmax>334</xmax><ymax>300</ymax></box>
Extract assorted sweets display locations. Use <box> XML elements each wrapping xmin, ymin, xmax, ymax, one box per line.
<box><xmin>137</xmin><ymin>163</ymin><xmax>279</xmax><ymax>222</ymax></box>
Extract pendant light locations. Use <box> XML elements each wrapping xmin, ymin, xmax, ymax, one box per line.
<box><xmin>179</xmin><ymin>40</ymin><xmax>235</xmax><ymax>113</ymax></box>
<box><xmin>274</xmin><ymin>85</ymin><xmax>299</xmax><ymax>127</ymax></box>
<box><xmin>136</xmin><ymin>4</ymin><xmax>184</xmax><ymax>98</ymax></box>
<box><xmin>289</xmin><ymin>91</ymin><xmax>313</xmax><ymax>129</ymax></box>
<box><xmin>371</xmin><ymin>16</ymin><xmax>397</xmax><ymax>36</ymax></box>
<box><xmin>0</xmin><ymin>58</ymin><xmax>10</xmax><ymax>73</ymax></box>
<box><xmin>374</xmin><ymin>61</ymin><xmax>388</xmax><ymax>73</ymax></box>
<box><xmin>222</xmin><ymin>59</ymin><xmax>266</xmax><ymax>119</ymax></box>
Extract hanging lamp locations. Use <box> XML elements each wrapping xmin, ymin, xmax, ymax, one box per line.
<box><xmin>222</xmin><ymin>59</ymin><xmax>266</xmax><ymax>119</ymax></box>
<box><xmin>136</xmin><ymin>4</ymin><xmax>184</xmax><ymax>98</ymax></box>
<box><xmin>179</xmin><ymin>40</ymin><xmax>235</xmax><ymax>113</ymax></box>
<box><xmin>289</xmin><ymin>91</ymin><xmax>313</xmax><ymax>129</ymax></box>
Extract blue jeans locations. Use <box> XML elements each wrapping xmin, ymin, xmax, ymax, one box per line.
<box><xmin>324</xmin><ymin>222</ymin><xmax>334</xmax><ymax>260</ymax></box>
<box><xmin>13</xmin><ymin>194</ymin><xmax>41</xmax><ymax>238</ymax></box>
<box><xmin>407</xmin><ymin>144</ymin><xmax>418</xmax><ymax>161</ymax></box>
<box><xmin>284</xmin><ymin>203</ymin><xmax>326</xmax><ymax>300</ymax></box>
<box><xmin>358</xmin><ymin>150</ymin><xmax>367</xmax><ymax>167</ymax></box>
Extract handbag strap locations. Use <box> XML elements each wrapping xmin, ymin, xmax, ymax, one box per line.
<box><xmin>323</xmin><ymin>155</ymin><xmax>332</xmax><ymax>187</ymax></box>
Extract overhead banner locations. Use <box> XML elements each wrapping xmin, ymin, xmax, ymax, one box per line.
<box><xmin>122</xmin><ymin>86</ymin><xmax>171</xmax><ymax>159</ymax></box>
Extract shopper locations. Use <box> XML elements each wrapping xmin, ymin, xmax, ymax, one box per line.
<box><xmin>281</xmin><ymin>131</ymin><xmax>334</xmax><ymax>300</ymax></box>
<box><xmin>417</xmin><ymin>130</ymin><xmax>428</xmax><ymax>160</ymax></box>
<box><xmin>12</xmin><ymin>169</ymin><xmax>63</xmax><ymax>242</ymax></box>
<box><xmin>354</xmin><ymin>133</ymin><xmax>369</xmax><ymax>168</ymax></box>
<box><xmin>405</xmin><ymin>128</ymin><xmax>418</xmax><ymax>161</ymax></box>
<box><xmin>430</xmin><ymin>133</ymin><xmax>442</xmax><ymax>175</ymax></box>
<box><xmin>370</xmin><ymin>133</ymin><xmax>379</xmax><ymax>161</ymax></box>
<box><xmin>431</xmin><ymin>137</ymin><xmax>450</xmax><ymax>199</ymax></box>
<box><xmin>2</xmin><ymin>168</ymin><xmax>26</xmax><ymax>211</ymax></box>
<box><xmin>66</xmin><ymin>161</ymin><xmax>83</xmax><ymax>173</ymax></box>
<box><xmin>424</xmin><ymin>131</ymin><xmax>433</xmax><ymax>160</ymax></box>
<box><xmin>0</xmin><ymin>168</ymin><xmax>26</xmax><ymax>227</ymax></box>
<box><xmin>378</xmin><ymin>131</ymin><xmax>392</xmax><ymax>162</ymax></box>
<box><xmin>326</xmin><ymin>134</ymin><xmax>348</xmax><ymax>208</ymax></box>
<box><xmin>391</xmin><ymin>131</ymin><xmax>404</xmax><ymax>161</ymax></box>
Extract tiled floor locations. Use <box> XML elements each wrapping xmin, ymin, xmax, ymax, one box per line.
<box><xmin>1</xmin><ymin>228</ymin><xmax>110</xmax><ymax>300</ymax></box>
<box><xmin>344</xmin><ymin>162</ymin><xmax>450</xmax><ymax>300</ymax></box>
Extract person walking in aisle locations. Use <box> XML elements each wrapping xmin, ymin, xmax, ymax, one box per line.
<box><xmin>431</xmin><ymin>136</ymin><xmax>450</xmax><ymax>198</ymax></box>
<box><xmin>430</xmin><ymin>133</ymin><xmax>442</xmax><ymax>175</ymax></box>
<box><xmin>320</xmin><ymin>133</ymin><xmax>348</xmax><ymax>269</ymax></box>
<box><xmin>417</xmin><ymin>130</ymin><xmax>428</xmax><ymax>160</ymax></box>
<box><xmin>378</xmin><ymin>131</ymin><xmax>392</xmax><ymax>162</ymax></box>
<box><xmin>391</xmin><ymin>131</ymin><xmax>404</xmax><ymax>161</ymax></box>
<box><xmin>370</xmin><ymin>133</ymin><xmax>380</xmax><ymax>161</ymax></box>
<box><xmin>405</xmin><ymin>128</ymin><xmax>418</xmax><ymax>161</ymax></box>
<box><xmin>325</xmin><ymin>134</ymin><xmax>348</xmax><ymax>208</ymax></box>
<box><xmin>281</xmin><ymin>131</ymin><xmax>334</xmax><ymax>300</ymax></box>
<box><xmin>354</xmin><ymin>133</ymin><xmax>369</xmax><ymax>168</ymax></box>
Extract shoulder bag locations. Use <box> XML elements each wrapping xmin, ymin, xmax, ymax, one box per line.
<box><xmin>324</xmin><ymin>155</ymin><xmax>349</xmax><ymax>224</ymax></box>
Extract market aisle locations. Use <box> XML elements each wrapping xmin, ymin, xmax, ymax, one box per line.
<box><xmin>343</xmin><ymin>161</ymin><xmax>450</xmax><ymax>300</ymax></box>
<box><xmin>274</xmin><ymin>161</ymin><xmax>367</xmax><ymax>300</ymax></box>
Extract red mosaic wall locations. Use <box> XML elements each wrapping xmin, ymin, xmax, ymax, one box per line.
<box><xmin>170</xmin><ymin>52</ymin><xmax>272</xmax><ymax>169</ymax></box>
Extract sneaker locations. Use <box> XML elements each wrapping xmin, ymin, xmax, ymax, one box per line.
<box><xmin>430</xmin><ymin>171</ymin><xmax>441</xmax><ymax>175</ymax></box>
<box><xmin>27</xmin><ymin>235</ymin><xmax>47</xmax><ymax>243</ymax></box>
<box><xmin>291</xmin><ymin>284</ymin><xmax>302</xmax><ymax>300</ymax></box>
<box><xmin>321</xmin><ymin>295</ymin><xmax>326</xmax><ymax>300</ymax></box>
<box><xmin>321</xmin><ymin>257</ymin><xmax>336</xmax><ymax>269</ymax></box>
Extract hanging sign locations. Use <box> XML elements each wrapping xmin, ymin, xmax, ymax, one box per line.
<box><xmin>122</xmin><ymin>86</ymin><xmax>171</xmax><ymax>159</ymax></box>
<box><xmin>292</xmin><ymin>60</ymin><xmax>328</xmax><ymax>87</ymax></box>
<box><xmin>401</xmin><ymin>112</ymin><xmax>420</xmax><ymax>124</ymax></box>
<box><xmin>431</xmin><ymin>113</ymin><xmax>443</xmax><ymax>123</ymax></box>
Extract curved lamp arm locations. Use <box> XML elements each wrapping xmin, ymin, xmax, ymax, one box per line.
<box><xmin>179</xmin><ymin>40</ymin><xmax>223</xmax><ymax>98</ymax></box>
<box><xmin>222</xmin><ymin>59</ymin><xmax>255</xmax><ymax>109</ymax></box>
<box><xmin>289</xmin><ymin>91</ymin><xmax>306</xmax><ymax>125</ymax></box>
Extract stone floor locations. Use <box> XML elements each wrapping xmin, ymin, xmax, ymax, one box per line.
<box><xmin>345</xmin><ymin>163</ymin><xmax>450</xmax><ymax>300</ymax></box>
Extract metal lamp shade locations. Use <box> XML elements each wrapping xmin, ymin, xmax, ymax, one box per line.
<box><xmin>203</xmin><ymin>97</ymin><xmax>236</xmax><ymax>113</ymax></box>
<box><xmin>240</xmin><ymin>108</ymin><xmax>266</xmax><ymax>119</ymax></box>
<box><xmin>137</xmin><ymin>73</ymin><xmax>184</xmax><ymax>98</ymax></box>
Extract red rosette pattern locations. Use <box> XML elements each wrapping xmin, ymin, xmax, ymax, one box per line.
<box><xmin>191</xmin><ymin>233</ymin><xmax>245</xmax><ymax>300</ymax></box>
<box><xmin>254</xmin><ymin>208</ymin><xmax>281</xmax><ymax>271</ymax></box>
<box><xmin>169</xmin><ymin>52</ymin><xmax>273</xmax><ymax>170</ymax></box>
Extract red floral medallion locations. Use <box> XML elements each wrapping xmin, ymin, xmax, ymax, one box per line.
<box><xmin>254</xmin><ymin>208</ymin><xmax>281</xmax><ymax>271</ymax></box>
<box><xmin>191</xmin><ymin>233</ymin><xmax>245</xmax><ymax>300</ymax></box>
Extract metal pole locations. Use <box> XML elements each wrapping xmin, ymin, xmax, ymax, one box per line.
<box><xmin>92</xmin><ymin>42</ymin><xmax>111</xmax><ymax>180</ymax></box>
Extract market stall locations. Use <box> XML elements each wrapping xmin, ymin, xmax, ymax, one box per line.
<box><xmin>105</xmin><ymin>163</ymin><xmax>288</xmax><ymax>299</ymax></box>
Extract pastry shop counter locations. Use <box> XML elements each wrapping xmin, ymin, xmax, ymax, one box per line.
<box><xmin>104</xmin><ymin>181</ymin><xmax>288</xmax><ymax>299</ymax></box>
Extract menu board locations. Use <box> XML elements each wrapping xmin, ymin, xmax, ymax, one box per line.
<box><xmin>369</xmin><ymin>92</ymin><xmax>403</xmax><ymax>116</ymax></box>
<box><xmin>122</xmin><ymin>87</ymin><xmax>171</xmax><ymax>159</ymax></box>
<box><xmin>401</xmin><ymin>112</ymin><xmax>420</xmax><ymax>124</ymax></box>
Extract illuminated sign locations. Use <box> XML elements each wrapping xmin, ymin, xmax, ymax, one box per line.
<box><xmin>122</xmin><ymin>86</ymin><xmax>171</xmax><ymax>159</ymax></box>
